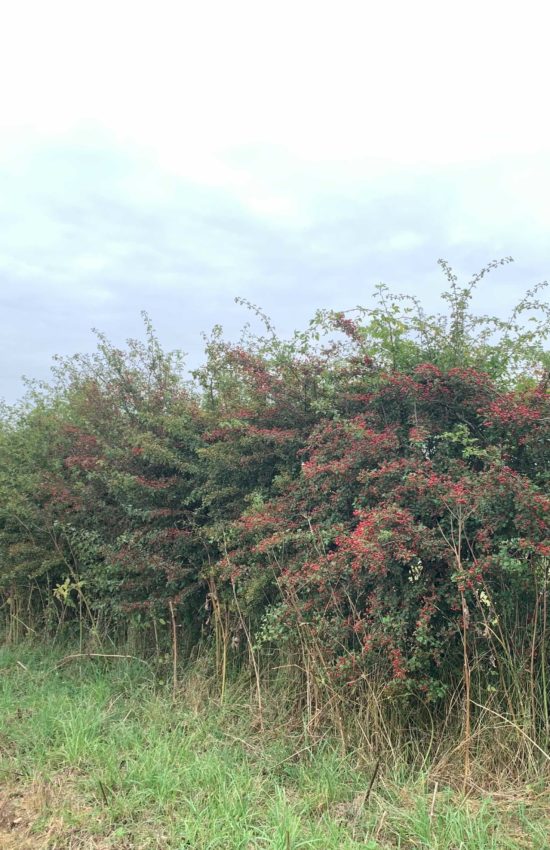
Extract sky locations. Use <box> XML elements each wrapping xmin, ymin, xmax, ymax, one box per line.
<box><xmin>1</xmin><ymin>0</ymin><xmax>549</xmax><ymax>403</ymax></box>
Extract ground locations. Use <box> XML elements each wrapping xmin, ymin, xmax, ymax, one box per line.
<box><xmin>1</xmin><ymin>646</ymin><xmax>548</xmax><ymax>849</ymax></box>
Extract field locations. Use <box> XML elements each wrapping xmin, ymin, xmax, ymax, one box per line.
<box><xmin>1</xmin><ymin>646</ymin><xmax>548</xmax><ymax>850</ymax></box>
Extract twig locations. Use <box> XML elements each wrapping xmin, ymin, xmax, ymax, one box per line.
<box><xmin>364</xmin><ymin>757</ymin><xmax>381</xmax><ymax>804</ymax></box>
<box><xmin>271</xmin><ymin>743</ymin><xmax>318</xmax><ymax>768</ymax></box>
<box><xmin>375</xmin><ymin>810</ymin><xmax>387</xmax><ymax>841</ymax></box>
<box><xmin>353</xmin><ymin>757</ymin><xmax>381</xmax><ymax>824</ymax></box>
<box><xmin>169</xmin><ymin>600</ymin><xmax>178</xmax><ymax>698</ymax></box>
<box><xmin>98</xmin><ymin>779</ymin><xmax>109</xmax><ymax>806</ymax></box>
<box><xmin>221</xmin><ymin>731</ymin><xmax>261</xmax><ymax>753</ymax></box>
<box><xmin>429</xmin><ymin>781</ymin><xmax>439</xmax><ymax>820</ymax></box>
<box><xmin>51</xmin><ymin>653</ymin><xmax>148</xmax><ymax>671</ymax></box>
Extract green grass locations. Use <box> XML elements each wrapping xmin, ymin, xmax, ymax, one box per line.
<box><xmin>0</xmin><ymin>645</ymin><xmax>548</xmax><ymax>849</ymax></box>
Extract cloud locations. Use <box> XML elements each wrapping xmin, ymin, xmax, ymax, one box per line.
<box><xmin>1</xmin><ymin>1</ymin><xmax>550</xmax><ymax>401</ymax></box>
<box><xmin>1</xmin><ymin>136</ymin><xmax>549</xmax><ymax>403</ymax></box>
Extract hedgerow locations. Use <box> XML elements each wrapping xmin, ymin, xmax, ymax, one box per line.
<box><xmin>1</xmin><ymin>260</ymin><xmax>549</xmax><ymax>768</ymax></box>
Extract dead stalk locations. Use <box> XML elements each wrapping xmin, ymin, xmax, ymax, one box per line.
<box><xmin>168</xmin><ymin>600</ymin><xmax>178</xmax><ymax>698</ymax></box>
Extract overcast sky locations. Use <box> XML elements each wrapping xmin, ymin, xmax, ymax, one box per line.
<box><xmin>1</xmin><ymin>0</ymin><xmax>549</xmax><ymax>402</ymax></box>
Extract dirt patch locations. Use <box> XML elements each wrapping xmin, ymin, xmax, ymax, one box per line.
<box><xmin>0</xmin><ymin>779</ymin><xmax>107</xmax><ymax>850</ymax></box>
<box><xmin>0</xmin><ymin>784</ymin><xmax>48</xmax><ymax>849</ymax></box>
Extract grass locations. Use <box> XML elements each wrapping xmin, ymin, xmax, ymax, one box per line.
<box><xmin>1</xmin><ymin>645</ymin><xmax>548</xmax><ymax>849</ymax></box>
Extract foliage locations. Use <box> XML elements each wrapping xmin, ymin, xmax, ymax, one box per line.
<box><xmin>0</xmin><ymin>261</ymin><xmax>549</xmax><ymax>755</ymax></box>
